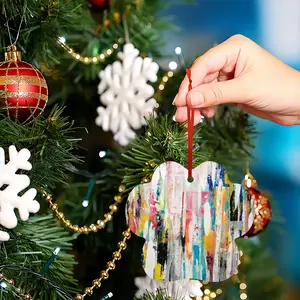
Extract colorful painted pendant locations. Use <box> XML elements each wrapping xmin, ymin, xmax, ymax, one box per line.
<box><xmin>126</xmin><ymin>161</ymin><xmax>254</xmax><ymax>282</ymax></box>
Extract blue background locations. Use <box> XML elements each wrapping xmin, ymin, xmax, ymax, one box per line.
<box><xmin>162</xmin><ymin>0</ymin><xmax>300</xmax><ymax>284</ymax></box>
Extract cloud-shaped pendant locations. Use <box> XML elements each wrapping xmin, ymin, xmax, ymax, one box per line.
<box><xmin>126</xmin><ymin>161</ymin><xmax>254</xmax><ymax>282</ymax></box>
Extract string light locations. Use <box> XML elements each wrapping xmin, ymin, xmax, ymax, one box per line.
<box><xmin>200</xmin><ymin>268</ymin><xmax>248</xmax><ymax>299</ymax></box>
<box><xmin>175</xmin><ymin>46</ymin><xmax>186</xmax><ymax>69</ymax></box>
<box><xmin>239</xmin><ymin>279</ymin><xmax>248</xmax><ymax>300</ymax></box>
<box><xmin>168</xmin><ymin>61</ymin><xmax>178</xmax><ymax>70</ymax></box>
<box><xmin>204</xmin><ymin>289</ymin><xmax>211</xmax><ymax>295</ymax></box>
<box><xmin>81</xmin><ymin>178</ymin><xmax>96</xmax><ymax>209</ymax></box>
<box><xmin>0</xmin><ymin>273</ymin><xmax>32</xmax><ymax>299</ymax></box>
<box><xmin>175</xmin><ymin>46</ymin><xmax>182</xmax><ymax>55</ymax></box>
<box><xmin>99</xmin><ymin>150</ymin><xmax>107</xmax><ymax>158</ymax></box>
<box><xmin>216</xmin><ymin>289</ymin><xmax>223</xmax><ymax>295</ymax></box>
<box><xmin>100</xmin><ymin>292</ymin><xmax>113</xmax><ymax>300</ymax></box>
<box><xmin>240</xmin><ymin>293</ymin><xmax>247</xmax><ymax>300</ymax></box>
<box><xmin>82</xmin><ymin>200</ymin><xmax>89</xmax><ymax>207</ymax></box>
<box><xmin>154</xmin><ymin>70</ymin><xmax>174</xmax><ymax>100</ymax></box>
<box><xmin>57</xmin><ymin>37</ymin><xmax>124</xmax><ymax>64</ymax></box>
<box><xmin>39</xmin><ymin>247</ymin><xmax>61</xmax><ymax>275</ymax></box>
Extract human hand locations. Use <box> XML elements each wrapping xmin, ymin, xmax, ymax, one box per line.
<box><xmin>173</xmin><ymin>34</ymin><xmax>300</xmax><ymax>126</ymax></box>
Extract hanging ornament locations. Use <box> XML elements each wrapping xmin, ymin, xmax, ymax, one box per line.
<box><xmin>88</xmin><ymin>0</ymin><xmax>110</xmax><ymax>9</ymax></box>
<box><xmin>126</xmin><ymin>161</ymin><xmax>254</xmax><ymax>282</ymax></box>
<box><xmin>0</xmin><ymin>45</ymin><xmax>48</xmax><ymax>123</ymax></box>
<box><xmin>0</xmin><ymin>145</ymin><xmax>40</xmax><ymax>241</ymax></box>
<box><xmin>243</xmin><ymin>173</ymin><xmax>272</xmax><ymax>237</ymax></box>
<box><xmin>95</xmin><ymin>43</ymin><xmax>159</xmax><ymax>146</ymax></box>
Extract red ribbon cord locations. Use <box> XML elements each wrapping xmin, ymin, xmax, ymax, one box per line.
<box><xmin>186</xmin><ymin>69</ymin><xmax>194</xmax><ymax>180</ymax></box>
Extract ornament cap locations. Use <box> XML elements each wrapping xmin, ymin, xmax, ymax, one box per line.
<box><xmin>5</xmin><ymin>45</ymin><xmax>22</xmax><ymax>61</ymax></box>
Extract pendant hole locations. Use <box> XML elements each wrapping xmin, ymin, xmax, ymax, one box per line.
<box><xmin>187</xmin><ymin>176</ymin><xmax>194</xmax><ymax>183</ymax></box>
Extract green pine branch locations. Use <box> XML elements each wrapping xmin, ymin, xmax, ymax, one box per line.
<box><xmin>0</xmin><ymin>0</ymin><xmax>88</xmax><ymax>66</ymax></box>
<box><xmin>135</xmin><ymin>290</ymin><xmax>171</xmax><ymax>300</ymax></box>
<box><xmin>118</xmin><ymin>114</ymin><xmax>209</xmax><ymax>189</ymax></box>
<box><xmin>0</xmin><ymin>215</ymin><xmax>78</xmax><ymax>300</ymax></box>
<box><xmin>50</xmin><ymin>0</ymin><xmax>176</xmax><ymax>88</ymax></box>
<box><xmin>118</xmin><ymin>106</ymin><xmax>256</xmax><ymax>190</ymax></box>
<box><xmin>0</xmin><ymin>106</ymin><xmax>81</xmax><ymax>191</ymax></box>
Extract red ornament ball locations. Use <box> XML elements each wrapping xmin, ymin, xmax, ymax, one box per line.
<box><xmin>88</xmin><ymin>0</ymin><xmax>109</xmax><ymax>8</ymax></box>
<box><xmin>243</xmin><ymin>179</ymin><xmax>272</xmax><ymax>238</ymax></box>
<box><xmin>0</xmin><ymin>46</ymin><xmax>48</xmax><ymax>123</ymax></box>
<box><xmin>88</xmin><ymin>0</ymin><xmax>105</xmax><ymax>6</ymax></box>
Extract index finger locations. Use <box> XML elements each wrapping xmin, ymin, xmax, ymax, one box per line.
<box><xmin>174</xmin><ymin>37</ymin><xmax>241</xmax><ymax>107</ymax></box>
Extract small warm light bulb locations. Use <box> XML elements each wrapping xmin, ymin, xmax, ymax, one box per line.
<box><xmin>58</xmin><ymin>36</ymin><xmax>66</xmax><ymax>44</ymax></box>
<box><xmin>240</xmin><ymin>293</ymin><xmax>247</xmax><ymax>300</ymax></box>
<box><xmin>240</xmin><ymin>283</ymin><xmax>247</xmax><ymax>290</ymax></box>
<box><xmin>82</xmin><ymin>200</ymin><xmax>89</xmax><ymax>207</ymax></box>
<box><xmin>204</xmin><ymin>289</ymin><xmax>210</xmax><ymax>295</ymax></box>
<box><xmin>175</xmin><ymin>47</ymin><xmax>182</xmax><ymax>54</ymax></box>
<box><xmin>216</xmin><ymin>289</ymin><xmax>223</xmax><ymax>294</ymax></box>
<box><xmin>169</xmin><ymin>61</ymin><xmax>178</xmax><ymax>70</ymax></box>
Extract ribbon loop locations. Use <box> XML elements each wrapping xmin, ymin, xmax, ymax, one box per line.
<box><xmin>186</xmin><ymin>69</ymin><xmax>194</xmax><ymax>182</ymax></box>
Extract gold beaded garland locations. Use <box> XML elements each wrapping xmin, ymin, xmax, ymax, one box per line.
<box><xmin>107</xmin><ymin>261</ymin><xmax>116</xmax><ymax>270</ymax></box>
<box><xmin>74</xmin><ymin>228</ymin><xmax>131</xmax><ymax>299</ymax></box>
<box><xmin>84</xmin><ymin>287</ymin><xmax>93</xmax><ymax>296</ymax></box>
<box><xmin>43</xmin><ymin>185</ymin><xmax>125</xmax><ymax>234</ymax></box>
<box><xmin>100</xmin><ymin>270</ymin><xmax>109</xmax><ymax>279</ymax></box>
<box><xmin>92</xmin><ymin>279</ymin><xmax>101</xmax><ymax>287</ymax></box>
<box><xmin>113</xmin><ymin>251</ymin><xmax>121</xmax><ymax>260</ymax></box>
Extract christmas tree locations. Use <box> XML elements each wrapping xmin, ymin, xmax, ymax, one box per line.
<box><xmin>0</xmin><ymin>0</ymin><xmax>284</xmax><ymax>299</ymax></box>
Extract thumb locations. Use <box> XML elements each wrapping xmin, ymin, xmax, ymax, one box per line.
<box><xmin>187</xmin><ymin>78</ymin><xmax>247</xmax><ymax>108</ymax></box>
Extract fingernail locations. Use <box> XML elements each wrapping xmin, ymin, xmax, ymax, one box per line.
<box><xmin>172</xmin><ymin>94</ymin><xmax>178</xmax><ymax>105</ymax></box>
<box><xmin>190</xmin><ymin>91</ymin><xmax>204</xmax><ymax>107</ymax></box>
<box><xmin>172</xmin><ymin>115</ymin><xmax>177</xmax><ymax>122</ymax></box>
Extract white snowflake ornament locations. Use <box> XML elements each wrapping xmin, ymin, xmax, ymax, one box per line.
<box><xmin>0</xmin><ymin>145</ymin><xmax>40</xmax><ymax>241</ymax></box>
<box><xmin>96</xmin><ymin>43</ymin><xmax>159</xmax><ymax>146</ymax></box>
<box><xmin>134</xmin><ymin>276</ymin><xmax>203</xmax><ymax>300</ymax></box>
